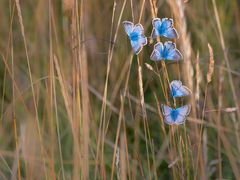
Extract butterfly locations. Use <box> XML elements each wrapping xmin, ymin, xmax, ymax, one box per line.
<box><xmin>123</xmin><ymin>21</ymin><xmax>147</xmax><ymax>55</ymax></box>
<box><xmin>150</xmin><ymin>41</ymin><xmax>182</xmax><ymax>61</ymax></box>
<box><xmin>151</xmin><ymin>18</ymin><xmax>178</xmax><ymax>39</ymax></box>
<box><xmin>170</xmin><ymin>80</ymin><xmax>191</xmax><ymax>98</ymax></box>
<box><xmin>161</xmin><ymin>104</ymin><xmax>191</xmax><ymax>125</ymax></box>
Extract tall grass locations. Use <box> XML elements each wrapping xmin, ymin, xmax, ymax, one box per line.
<box><xmin>0</xmin><ymin>0</ymin><xmax>240</xmax><ymax>179</ymax></box>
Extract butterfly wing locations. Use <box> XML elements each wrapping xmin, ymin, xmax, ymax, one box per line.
<box><xmin>164</xmin><ymin>41</ymin><xmax>183</xmax><ymax>61</ymax></box>
<box><xmin>174</xmin><ymin>115</ymin><xmax>187</xmax><ymax>125</ymax></box>
<box><xmin>130</xmin><ymin>40</ymin><xmax>142</xmax><ymax>55</ymax></box>
<box><xmin>176</xmin><ymin>86</ymin><xmax>191</xmax><ymax>97</ymax></box>
<box><xmin>162</xmin><ymin>28</ymin><xmax>178</xmax><ymax>39</ymax></box>
<box><xmin>174</xmin><ymin>105</ymin><xmax>191</xmax><ymax>124</ymax></box>
<box><xmin>131</xmin><ymin>24</ymin><xmax>146</xmax><ymax>54</ymax></box>
<box><xmin>177</xmin><ymin>104</ymin><xmax>191</xmax><ymax>116</ymax></box>
<box><xmin>154</xmin><ymin>42</ymin><xmax>164</xmax><ymax>52</ymax></box>
<box><xmin>164</xmin><ymin>115</ymin><xmax>176</xmax><ymax>125</ymax></box>
<box><xmin>150</xmin><ymin>42</ymin><xmax>164</xmax><ymax>61</ymax></box>
<box><xmin>152</xmin><ymin>18</ymin><xmax>162</xmax><ymax>28</ymax></box>
<box><xmin>161</xmin><ymin>18</ymin><xmax>178</xmax><ymax>39</ymax></box>
<box><xmin>164</xmin><ymin>41</ymin><xmax>176</xmax><ymax>51</ymax></box>
<box><xmin>161</xmin><ymin>104</ymin><xmax>172</xmax><ymax>116</ymax></box>
<box><xmin>170</xmin><ymin>80</ymin><xmax>191</xmax><ymax>98</ymax></box>
<box><xmin>151</xmin><ymin>18</ymin><xmax>161</xmax><ymax>39</ymax></box>
<box><xmin>161</xmin><ymin>104</ymin><xmax>175</xmax><ymax>125</ymax></box>
<box><xmin>171</xmin><ymin>80</ymin><xmax>182</xmax><ymax>90</ymax></box>
<box><xmin>151</xmin><ymin>28</ymin><xmax>159</xmax><ymax>39</ymax></box>
<box><xmin>123</xmin><ymin>21</ymin><xmax>134</xmax><ymax>36</ymax></box>
<box><xmin>150</xmin><ymin>49</ymin><xmax>161</xmax><ymax>61</ymax></box>
<box><xmin>161</xmin><ymin>18</ymin><xmax>173</xmax><ymax>29</ymax></box>
<box><xmin>133</xmin><ymin>23</ymin><xmax>144</xmax><ymax>35</ymax></box>
<box><xmin>140</xmin><ymin>34</ymin><xmax>147</xmax><ymax>45</ymax></box>
<box><xmin>170</xmin><ymin>80</ymin><xmax>182</xmax><ymax>97</ymax></box>
<box><xmin>166</xmin><ymin>49</ymin><xmax>182</xmax><ymax>60</ymax></box>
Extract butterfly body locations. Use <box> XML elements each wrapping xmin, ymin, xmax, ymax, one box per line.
<box><xmin>170</xmin><ymin>109</ymin><xmax>179</xmax><ymax>121</ymax></box>
<box><xmin>152</xmin><ymin>18</ymin><xmax>178</xmax><ymax>39</ymax></box>
<box><xmin>129</xmin><ymin>31</ymin><xmax>139</xmax><ymax>41</ymax></box>
<box><xmin>171</xmin><ymin>87</ymin><xmax>179</xmax><ymax>97</ymax></box>
<box><xmin>161</xmin><ymin>104</ymin><xmax>191</xmax><ymax>125</ymax></box>
<box><xmin>123</xmin><ymin>21</ymin><xmax>147</xmax><ymax>55</ymax></box>
<box><xmin>150</xmin><ymin>41</ymin><xmax>182</xmax><ymax>61</ymax></box>
<box><xmin>170</xmin><ymin>80</ymin><xmax>191</xmax><ymax>98</ymax></box>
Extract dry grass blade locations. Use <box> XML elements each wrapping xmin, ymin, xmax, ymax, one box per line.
<box><xmin>14</xmin><ymin>0</ymin><xmax>47</xmax><ymax>177</ymax></box>
<box><xmin>212</xmin><ymin>0</ymin><xmax>240</xmax><ymax>119</ymax></box>
<box><xmin>145</xmin><ymin>63</ymin><xmax>154</xmax><ymax>71</ymax></box>
<box><xmin>9</xmin><ymin>3</ymin><xmax>21</xmax><ymax>179</ymax></box>
<box><xmin>195</xmin><ymin>52</ymin><xmax>200</xmax><ymax>103</ymax></box>
<box><xmin>216</xmin><ymin>66</ymin><xmax>224</xmax><ymax>179</ymax></box>
<box><xmin>95</xmin><ymin>0</ymin><xmax>127</xmax><ymax>178</ymax></box>
<box><xmin>168</xmin><ymin>0</ymin><xmax>193</xmax><ymax>89</ymax></box>
<box><xmin>120</xmin><ymin>134</ymin><xmax>127</xmax><ymax>180</ymax></box>
<box><xmin>207</xmin><ymin>44</ymin><xmax>214</xmax><ymax>83</ymax></box>
<box><xmin>110</xmin><ymin>94</ymin><xmax>124</xmax><ymax>180</ymax></box>
<box><xmin>53</xmin><ymin>55</ymin><xmax>72</xmax><ymax>124</ymax></box>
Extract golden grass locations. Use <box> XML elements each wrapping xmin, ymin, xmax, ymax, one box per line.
<box><xmin>0</xmin><ymin>0</ymin><xmax>240</xmax><ymax>179</ymax></box>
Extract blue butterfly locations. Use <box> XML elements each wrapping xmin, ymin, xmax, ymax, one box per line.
<box><xmin>161</xmin><ymin>104</ymin><xmax>191</xmax><ymax>125</ymax></box>
<box><xmin>170</xmin><ymin>80</ymin><xmax>191</xmax><ymax>98</ymax></box>
<box><xmin>123</xmin><ymin>21</ymin><xmax>147</xmax><ymax>55</ymax></box>
<box><xmin>150</xmin><ymin>41</ymin><xmax>182</xmax><ymax>61</ymax></box>
<box><xmin>151</xmin><ymin>18</ymin><xmax>178</xmax><ymax>39</ymax></box>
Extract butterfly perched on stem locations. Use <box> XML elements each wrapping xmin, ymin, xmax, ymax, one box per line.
<box><xmin>150</xmin><ymin>41</ymin><xmax>182</xmax><ymax>61</ymax></box>
<box><xmin>151</xmin><ymin>18</ymin><xmax>178</xmax><ymax>39</ymax></box>
<box><xmin>170</xmin><ymin>80</ymin><xmax>191</xmax><ymax>98</ymax></box>
<box><xmin>123</xmin><ymin>21</ymin><xmax>147</xmax><ymax>55</ymax></box>
<box><xmin>161</xmin><ymin>104</ymin><xmax>191</xmax><ymax>125</ymax></box>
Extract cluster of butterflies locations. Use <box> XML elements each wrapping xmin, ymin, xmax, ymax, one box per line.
<box><xmin>123</xmin><ymin>18</ymin><xmax>182</xmax><ymax>60</ymax></box>
<box><xmin>123</xmin><ymin>18</ymin><xmax>191</xmax><ymax>125</ymax></box>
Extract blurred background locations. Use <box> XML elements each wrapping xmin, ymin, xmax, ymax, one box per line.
<box><xmin>0</xmin><ymin>0</ymin><xmax>240</xmax><ymax>179</ymax></box>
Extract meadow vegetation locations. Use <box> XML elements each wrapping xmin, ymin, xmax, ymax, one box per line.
<box><xmin>0</xmin><ymin>0</ymin><xmax>240</xmax><ymax>179</ymax></box>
